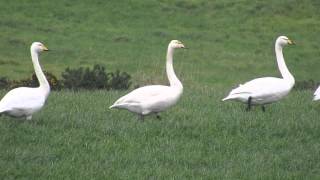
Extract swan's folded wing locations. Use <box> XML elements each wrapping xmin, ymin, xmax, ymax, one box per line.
<box><xmin>113</xmin><ymin>85</ymin><xmax>170</xmax><ymax>105</ymax></box>
<box><xmin>228</xmin><ymin>85</ymin><xmax>253</xmax><ymax>96</ymax></box>
<box><xmin>228</xmin><ymin>77</ymin><xmax>287</xmax><ymax>97</ymax></box>
<box><xmin>0</xmin><ymin>88</ymin><xmax>45</xmax><ymax>112</ymax></box>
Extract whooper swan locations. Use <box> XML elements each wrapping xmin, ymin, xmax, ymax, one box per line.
<box><xmin>222</xmin><ymin>36</ymin><xmax>295</xmax><ymax>111</ymax></box>
<box><xmin>0</xmin><ymin>42</ymin><xmax>50</xmax><ymax>120</ymax></box>
<box><xmin>110</xmin><ymin>40</ymin><xmax>185</xmax><ymax>120</ymax></box>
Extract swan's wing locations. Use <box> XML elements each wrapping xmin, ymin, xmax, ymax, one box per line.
<box><xmin>0</xmin><ymin>87</ymin><xmax>46</xmax><ymax>112</ymax></box>
<box><xmin>225</xmin><ymin>77</ymin><xmax>290</xmax><ymax>99</ymax></box>
<box><xmin>111</xmin><ymin>85</ymin><xmax>170</xmax><ymax>105</ymax></box>
<box><xmin>236</xmin><ymin>77</ymin><xmax>287</xmax><ymax>94</ymax></box>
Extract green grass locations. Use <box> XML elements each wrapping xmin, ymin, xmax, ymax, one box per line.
<box><xmin>1</xmin><ymin>90</ymin><xmax>320</xmax><ymax>179</ymax></box>
<box><xmin>1</xmin><ymin>0</ymin><xmax>320</xmax><ymax>179</ymax></box>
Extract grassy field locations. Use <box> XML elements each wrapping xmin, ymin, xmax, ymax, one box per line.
<box><xmin>1</xmin><ymin>90</ymin><xmax>320</xmax><ymax>179</ymax></box>
<box><xmin>1</xmin><ymin>0</ymin><xmax>320</xmax><ymax>179</ymax></box>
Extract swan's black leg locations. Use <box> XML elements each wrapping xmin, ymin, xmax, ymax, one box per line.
<box><xmin>156</xmin><ymin>113</ymin><xmax>161</xmax><ymax>120</ymax></box>
<box><xmin>139</xmin><ymin>114</ymin><xmax>144</xmax><ymax>122</ymax></box>
<box><xmin>246</xmin><ymin>97</ymin><xmax>252</xmax><ymax>111</ymax></box>
<box><xmin>261</xmin><ymin>105</ymin><xmax>266</xmax><ymax>112</ymax></box>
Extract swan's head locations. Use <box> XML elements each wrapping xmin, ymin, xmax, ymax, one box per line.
<box><xmin>31</xmin><ymin>42</ymin><xmax>49</xmax><ymax>53</ymax></box>
<box><xmin>169</xmin><ymin>40</ymin><xmax>185</xmax><ymax>49</ymax></box>
<box><xmin>276</xmin><ymin>36</ymin><xmax>295</xmax><ymax>47</ymax></box>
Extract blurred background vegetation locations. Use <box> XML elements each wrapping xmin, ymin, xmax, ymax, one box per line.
<box><xmin>0</xmin><ymin>0</ymin><xmax>319</xmax><ymax>91</ymax></box>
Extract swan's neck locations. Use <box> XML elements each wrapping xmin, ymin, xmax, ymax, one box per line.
<box><xmin>166</xmin><ymin>46</ymin><xmax>183</xmax><ymax>90</ymax></box>
<box><xmin>275</xmin><ymin>44</ymin><xmax>294</xmax><ymax>85</ymax></box>
<box><xmin>31</xmin><ymin>50</ymin><xmax>50</xmax><ymax>97</ymax></box>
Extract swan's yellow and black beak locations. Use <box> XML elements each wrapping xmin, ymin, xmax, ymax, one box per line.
<box><xmin>180</xmin><ymin>43</ymin><xmax>188</xmax><ymax>49</ymax></box>
<box><xmin>176</xmin><ymin>41</ymin><xmax>187</xmax><ymax>49</ymax></box>
<box><xmin>42</xmin><ymin>45</ymin><xmax>49</xmax><ymax>51</ymax></box>
<box><xmin>288</xmin><ymin>39</ymin><xmax>295</xmax><ymax>45</ymax></box>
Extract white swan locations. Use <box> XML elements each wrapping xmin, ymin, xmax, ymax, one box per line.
<box><xmin>313</xmin><ymin>87</ymin><xmax>320</xmax><ymax>101</ymax></box>
<box><xmin>0</xmin><ymin>42</ymin><xmax>50</xmax><ymax>120</ymax></box>
<box><xmin>110</xmin><ymin>40</ymin><xmax>185</xmax><ymax>120</ymax></box>
<box><xmin>222</xmin><ymin>36</ymin><xmax>295</xmax><ymax>111</ymax></box>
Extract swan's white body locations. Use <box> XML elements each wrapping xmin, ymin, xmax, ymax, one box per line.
<box><xmin>223</xmin><ymin>36</ymin><xmax>295</xmax><ymax>106</ymax></box>
<box><xmin>110</xmin><ymin>40</ymin><xmax>185</xmax><ymax>117</ymax></box>
<box><xmin>0</xmin><ymin>42</ymin><xmax>50</xmax><ymax>120</ymax></box>
<box><xmin>313</xmin><ymin>87</ymin><xmax>320</xmax><ymax>101</ymax></box>
<box><xmin>223</xmin><ymin>77</ymin><xmax>293</xmax><ymax>105</ymax></box>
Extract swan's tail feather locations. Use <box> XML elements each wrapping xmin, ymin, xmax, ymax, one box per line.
<box><xmin>109</xmin><ymin>104</ymin><xmax>117</xmax><ymax>109</ymax></box>
<box><xmin>109</xmin><ymin>103</ymin><xmax>141</xmax><ymax>115</ymax></box>
<box><xmin>0</xmin><ymin>105</ymin><xmax>7</xmax><ymax>113</ymax></box>
<box><xmin>313</xmin><ymin>95</ymin><xmax>320</xmax><ymax>101</ymax></box>
<box><xmin>222</xmin><ymin>97</ymin><xmax>229</xmax><ymax>101</ymax></box>
<box><xmin>222</xmin><ymin>86</ymin><xmax>245</xmax><ymax>102</ymax></box>
<box><xmin>222</xmin><ymin>96</ymin><xmax>234</xmax><ymax>101</ymax></box>
<box><xmin>109</xmin><ymin>103</ymin><xmax>127</xmax><ymax>109</ymax></box>
<box><xmin>313</xmin><ymin>86</ymin><xmax>320</xmax><ymax>101</ymax></box>
<box><xmin>109</xmin><ymin>95</ymin><xmax>130</xmax><ymax>109</ymax></box>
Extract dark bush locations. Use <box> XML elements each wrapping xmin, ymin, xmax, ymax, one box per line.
<box><xmin>294</xmin><ymin>79</ymin><xmax>319</xmax><ymax>91</ymax></box>
<box><xmin>61</xmin><ymin>64</ymin><xmax>131</xmax><ymax>90</ymax></box>
<box><xmin>82</xmin><ymin>64</ymin><xmax>109</xmax><ymax>89</ymax></box>
<box><xmin>108</xmin><ymin>70</ymin><xmax>132</xmax><ymax>90</ymax></box>
<box><xmin>0</xmin><ymin>77</ymin><xmax>10</xmax><ymax>89</ymax></box>
<box><xmin>62</xmin><ymin>64</ymin><xmax>109</xmax><ymax>90</ymax></box>
<box><xmin>61</xmin><ymin>67</ymin><xmax>85</xmax><ymax>89</ymax></box>
<box><xmin>0</xmin><ymin>64</ymin><xmax>131</xmax><ymax>91</ymax></box>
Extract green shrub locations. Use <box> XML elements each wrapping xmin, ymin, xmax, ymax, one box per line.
<box><xmin>61</xmin><ymin>64</ymin><xmax>109</xmax><ymax>90</ymax></box>
<box><xmin>0</xmin><ymin>77</ymin><xmax>10</xmax><ymax>89</ymax></box>
<box><xmin>294</xmin><ymin>79</ymin><xmax>319</xmax><ymax>91</ymax></box>
<box><xmin>0</xmin><ymin>64</ymin><xmax>131</xmax><ymax>91</ymax></box>
<box><xmin>108</xmin><ymin>70</ymin><xmax>131</xmax><ymax>90</ymax></box>
<box><xmin>61</xmin><ymin>64</ymin><xmax>131</xmax><ymax>90</ymax></box>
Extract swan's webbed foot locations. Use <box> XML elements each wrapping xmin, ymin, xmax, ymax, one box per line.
<box><xmin>261</xmin><ymin>105</ymin><xmax>266</xmax><ymax>112</ymax></box>
<box><xmin>246</xmin><ymin>97</ymin><xmax>252</xmax><ymax>112</ymax></box>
